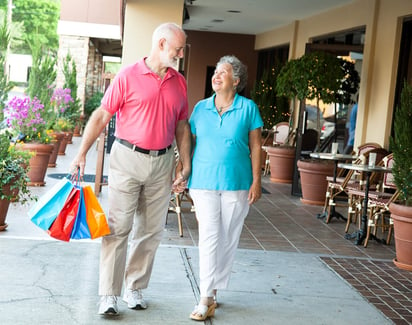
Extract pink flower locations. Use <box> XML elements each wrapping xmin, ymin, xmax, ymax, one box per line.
<box><xmin>5</xmin><ymin>96</ymin><xmax>49</xmax><ymax>143</ymax></box>
<box><xmin>50</xmin><ymin>88</ymin><xmax>74</xmax><ymax>114</ymax></box>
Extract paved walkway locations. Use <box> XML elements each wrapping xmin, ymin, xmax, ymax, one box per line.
<box><xmin>0</xmin><ymin>135</ymin><xmax>406</xmax><ymax>324</ymax></box>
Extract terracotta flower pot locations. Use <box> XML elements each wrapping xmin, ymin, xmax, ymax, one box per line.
<box><xmin>266</xmin><ymin>146</ymin><xmax>296</xmax><ymax>184</ymax></box>
<box><xmin>389</xmin><ymin>202</ymin><xmax>412</xmax><ymax>271</ymax></box>
<box><xmin>66</xmin><ymin>131</ymin><xmax>74</xmax><ymax>144</ymax></box>
<box><xmin>48</xmin><ymin>132</ymin><xmax>65</xmax><ymax>167</ymax></box>
<box><xmin>73</xmin><ymin>124</ymin><xmax>81</xmax><ymax>137</ymax></box>
<box><xmin>0</xmin><ymin>197</ymin><xmax>11</xmax><ymax>231</ymax></box>
<box><xmin>297</xmin><ymin>159</ymin><xmax>334</xmax><ymax>206</ymax></box>
<box><xmin>17</xmin><ymin>143</ymin><xmax>53</xmax><ymax>186</ymax></box>
<box><xmin>0</xmin><ymin>183</ymin><xmax>17</xmax><ymax>231</ymax></box>
<box><xmin>58</xmin><ymin>132</ymin><xmax>70</xmax><ymax>155</ymax></box>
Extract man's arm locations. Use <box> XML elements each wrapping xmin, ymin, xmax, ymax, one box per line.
<box><xmin>71</xmin><ymin>106</ymin><xmax>113</xmax><ymax>176</ymax></box>
<box><xmin>171</xmin><ymin>119</ymin><xmax>192</xmax><ymax>192</ymax></box>
<box><xmin>174</xmin><ymin>119</ymin><xmax>192</xmax><ymax>179</ymax></box>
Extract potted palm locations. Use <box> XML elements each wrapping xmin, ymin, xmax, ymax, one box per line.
<box><xmin>0</xmin><ymin>131</ymin><xmax>34</xmax><ymax>231</ymax></box>
<box><xmin>389</xmin><ymin>81</ymin><xmax>412</xmax><ymax>271</ymax></box>
<box><xmin>277</xmin><ymin>52</ymin><xmax>358</xmax><ymax>204</ymax></box>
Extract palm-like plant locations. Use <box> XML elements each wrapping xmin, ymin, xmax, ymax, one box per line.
<box><xmin>390</xmin><ymin>81</ymin><xmax>412</xmax><ymax>206</ymax></box>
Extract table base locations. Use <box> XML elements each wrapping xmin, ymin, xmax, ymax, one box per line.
<box><xmin>344</xmin><ymin>230</ymin><xmax>387</xmax><ymax>245</ymax></box>
<box><xmin>317</xmin><ymin>206</ymin><xmax>347</xmax><ymax>223</ymax></box>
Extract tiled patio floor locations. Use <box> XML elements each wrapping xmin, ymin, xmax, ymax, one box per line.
<box><xmin>321</xmin><ymin>257</ymin><xmax>412</xmax><ymax>325</ymax></box>
<box><xmin>163</xmin><ymin>176</ymin><xmax>412</xmax><ymax>325</ymax></box>
<box><xmin>163</xmin><ymin>176</ymin><xmax>397</xmax><ymax>260</ymax></box>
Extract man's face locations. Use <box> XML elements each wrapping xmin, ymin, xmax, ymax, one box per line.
<box><xmin>160</xmin><ymin>34</ymin><xmax>186</xmax><ymax>69</ymax></box>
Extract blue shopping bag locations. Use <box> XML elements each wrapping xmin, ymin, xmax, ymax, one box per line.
<box><xmin>70</xmin><ymin>187</ymin><xmax>91</xmax><ymax>239</ymax></box>
<box><xmin>28</xmin><ymin>177</ymin><xmax>74</xmax><ymax>230</ymax></box>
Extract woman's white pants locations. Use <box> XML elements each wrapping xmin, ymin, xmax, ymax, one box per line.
<box><xmin>189</xmin><ymin>189</ymin><xmax>249</xmax><ymax>297</ymax></box>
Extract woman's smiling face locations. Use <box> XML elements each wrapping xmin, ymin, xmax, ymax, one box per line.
<box><xmin>212</xmin><ymin>63</ymin><xmax>235</xmax><ymax>92</ymax></box>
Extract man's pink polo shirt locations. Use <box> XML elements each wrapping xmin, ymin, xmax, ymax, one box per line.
<box><xmin>101</xmin><ymin>58</ymin><xmax>188</xmax><ymax>150</ymax></box>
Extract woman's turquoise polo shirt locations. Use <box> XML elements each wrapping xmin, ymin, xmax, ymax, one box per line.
<box><xmin>188</xmin><ymin>93</ymin><xmax>263</xmax><ymax>191</ymax></box>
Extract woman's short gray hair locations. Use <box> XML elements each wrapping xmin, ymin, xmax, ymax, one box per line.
<box><xmin>216</xmin><ymin>55</ymin><xmax>248</xmax><ymax>93</ymax></box>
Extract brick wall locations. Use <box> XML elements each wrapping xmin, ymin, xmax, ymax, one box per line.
<box><xmin>56</xmin><ymin>35</ymin><xmax>104</xmax><ymax>112</ymax></box>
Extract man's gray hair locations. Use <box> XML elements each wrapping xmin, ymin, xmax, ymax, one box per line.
<box><xmin>152</xmin><ymin>22</ymin><xmax>186</xmax><ymax>44</ymax></box>
<box><xmin>216</xmin><ymin>55</ymin><xmax>248</xmax><ymax>93</ymax></box>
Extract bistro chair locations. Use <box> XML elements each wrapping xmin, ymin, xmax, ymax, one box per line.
<box><xmin>344</xmin><ymin>148</ymin><xmax>390</xmax><ymax>231</ymax></box>
<box><xmin>167</xmin><ymin>147</ymin><xmax>195</xmax><ymax>237</ymax></box>
<box><xmin>323</xmin><ymin>148</ymin><xmax>388</xmax><ymax>224</ymax></box>
<box><xmin>346</xmin><ymin>153</ymin><xmax>398</xmax><ymax>247</ymax></box>
<box><xmin>273</xmin><ymin>122</ymin><xmax>290</xmax><ymax>145</ymax></box>
<box><xmin>357</xmin><ymin>142</ymin><xmax>382</xmax><ymax>156</ymax></box>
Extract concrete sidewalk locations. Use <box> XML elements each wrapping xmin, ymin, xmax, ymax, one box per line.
<box><xmin>0</xmin><ymin>239</ymin><xmax>390</xmax><ymax>324</ymax></box>
<box><xmin>0</xmin><ymin>136</ymin><xmax>392</xmax><ymax>324</ymax></box>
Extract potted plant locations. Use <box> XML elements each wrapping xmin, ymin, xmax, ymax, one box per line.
<box><xmin>61</xmin><ymin>53</ymin><xmax>82</xmax><ymax>139</ymax></box>
<box><xmin>0</xmin><ymin>131</ymin><xmax>34</xmax><ymax>231</ymax></box>
<box><xmin>49</xmin><ymin>87</ymin><xmax>75</xmax><ymax>162</ymax></box>
<box><xmin>276</xmin><ymin>52</ymin><xmax>358</xmax><ymax>204</ymax></box>
<box><xmin>389</xmin><ymin>81</ymin><xmax>412</xmax><ymax>271</ymax></box>
<box><xmin>55</xmin><ymin>116</ymin><xmax>74</xmax><ymax>155</ymax></box>
<box><xmin>4</xmin><ymin>96</ymin><xmax>54</xmax><ymax>186</ymax></box>
<box><xmin>251</xmin><ymin>66</ymin><xmax>291</xmax><ymax>177</ymax></box>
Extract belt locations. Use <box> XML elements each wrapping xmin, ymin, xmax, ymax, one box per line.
<box><xmin>116</xmin><ymin>138</ymin><xmax>171</xmax><ymax>157</ymax></box>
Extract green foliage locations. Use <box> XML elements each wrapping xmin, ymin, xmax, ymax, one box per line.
<box><xmin>26</xmin><ymin>39</ymin><xmax>57</xmax><ymax>128</ymax></box>
<box><xmin>61</xmin><ymin>53</ymin><xmax>81</xmax><ymax>126</ymax></box>
<box><xmin>390</xmin><ymin>81</ymin><xmax>412</xmax><ymax>206</ymax></box>
<box><xmin>104</xmin><ymin>62</ymin><xmax>121</xmax><ymax>74</ymax></box>
<box><xmin>0</xmin><ymin>11</ymin><xmax>14</xmax><ymax>119</ymax></box>
<box><xmin>84</xmin><ymin>91</ymin><xmax>103</xmax><ymax>117</ymax></box>
<box><xmin>0</xmin><ymin>8</ymin><xmax>24</xmax><ymax>51</ymax></box>
<box><xmin>0</xmin><ymin>131</ymin><xmax>34</xmax><ymax>203</ymax></box>
<box><xmin>276</xmin><ymin>52</ymin><xmax>345</xmax><ymax>103</ymax></box>
<box><xmin>2</xmin><ymin>0</ymin><xmax>60</xmax><ymax>54</ymax></box>
<box><xmin>251</xmin><ymin>67</ymin><xmax>289</xmax><ymax>130</ymax></box>
<box><xmin>276</xmin><ymin>52</ymin><xmax>358</xmax><ymax>148</ymax></box>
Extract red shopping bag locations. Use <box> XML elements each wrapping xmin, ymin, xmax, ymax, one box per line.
<box><xmin>48</xmin><ymin>186</ymin><xmax>81</xmax><ymax>241</ymax></box>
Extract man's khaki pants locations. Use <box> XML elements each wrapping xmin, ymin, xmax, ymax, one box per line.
<box><xmin>99</xmin><ymin>141</ymin><xmax>174</xmax><ymax>296</ymax></box>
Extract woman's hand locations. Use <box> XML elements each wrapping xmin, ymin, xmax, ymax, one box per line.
<box><xmin>248</xmin><ymin>181</ymin><xmax>262</xmax><ymax>205</ymax></box>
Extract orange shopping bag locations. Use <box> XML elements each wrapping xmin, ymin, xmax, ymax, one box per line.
<box><xmin>82</xmin><ymin>185</ymin><xmax>110</xmax><ymax>239</ymax></box>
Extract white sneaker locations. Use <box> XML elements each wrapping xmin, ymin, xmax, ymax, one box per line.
<box><xmin>123</xmin><ymin>289</ymin><xmax>147</xmax><ymax>310</ymax></box>
<box><xmin>98</xmin><ymin>295</ymin><xmax>119</xmax><ymax>315</ymax></box>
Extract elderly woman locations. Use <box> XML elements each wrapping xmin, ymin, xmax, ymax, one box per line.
<box><xmin>188</xmin><ymin>55</ymin><xmax>263</xmax><ymax>321</ymax></box>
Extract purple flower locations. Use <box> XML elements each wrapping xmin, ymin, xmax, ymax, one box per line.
<box><xmin>50</xmin><ymin>88</ymin><xmax>74</xmax><ymax>114</ymax></box>
<box><xmin>5</xmin><ymin>96</ymin><xmax>50</xmax><ymax>143</ymax></box>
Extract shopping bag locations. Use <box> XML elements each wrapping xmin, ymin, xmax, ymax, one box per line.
<box><xmin>83</xmin><ymin>185</ymin><xmax>110</xmax><ymax>239</ymax></box>
<box><xmin>48</xmin><ymin>186</ymin><xmax>81</xmax><ymax>242</ymax></box>
<box><xmin>70</xmin><ymin>188</ymin><xmax>91</xmax><ymax>239</ymax></box>
<box><xmin>28</xmin><ymin>177</ymin><xmax>74</xmax><ymax>230</ymax></box>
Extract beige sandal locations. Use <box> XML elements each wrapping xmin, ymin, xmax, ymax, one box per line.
<box><xmin>190</xmin><ymin>304</ymin><xmax>215</xmax><ymax>321</ymax></box>
<box><xmin>213</xmin><ymin>290</ymin><xmax>218</xmax><ymax>308</ymax></box>
<box><xmin>213</xmin><ymin>296</ymin><xmax>218</xmax><ymax>308</ymax></box>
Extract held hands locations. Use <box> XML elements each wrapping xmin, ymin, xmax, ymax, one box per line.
<box><xmin>172</xmin><ymin>171</ymin><xmax>188</xmax><ymax>193</ymax></box>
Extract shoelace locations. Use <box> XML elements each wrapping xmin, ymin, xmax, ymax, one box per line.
<box><xmin>130</xmin><ymin>290</ymin><xmax>143</xmax><ymax>300</ymax></box>
<box><xmin>104</xmin><ymin>295</ymin><xmax>118</xmax><ymax>304</ymax></box>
